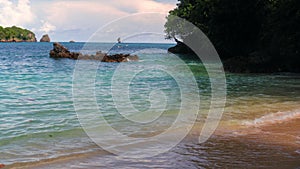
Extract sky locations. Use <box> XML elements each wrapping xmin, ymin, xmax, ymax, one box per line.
<box><xmin>0</xmin><ymin>0</ymin><xmax>177</xmax><ymax>42</ymax></box>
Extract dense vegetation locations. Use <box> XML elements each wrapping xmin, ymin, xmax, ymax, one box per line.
<box><xmin>165</xmin><ymin>0</ymin><xmax>300</xmax><ymax>73</ymax></box>
<box><xmin>0</xmin><ymin>26</ymin><xmax>36</xmax><ymax>42</ymax></box>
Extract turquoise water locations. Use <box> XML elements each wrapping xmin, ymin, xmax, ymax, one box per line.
<box><xmin>0</xmin><ymin>43</ymin><xmax>84</xmax><ymax>164</ymax></box>
<box><xmin>0</xmin><ymin>42</ymin><xmax>188</xmax><ymax>164</ymax></box>
<box><xmin>0</xmin><ymin>42</ymin><xmax>299</xmax><ymax>167</ymax></box>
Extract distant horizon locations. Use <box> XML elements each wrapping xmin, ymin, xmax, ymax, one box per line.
<box><xmin>0</xmin><ymin>41</ymin><xmax>176</xmax><ymax>44</ymax></box>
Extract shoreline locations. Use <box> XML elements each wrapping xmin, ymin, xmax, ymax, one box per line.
<box><xmin>5</xmin><ymin>108</ymin><xmax>300</xmax><ymax>168</ymax></box>
<box><xmin>6</xmin><ymin>150</ymin><xmax>109</xmax><ymax>169</ymax></box>
<box><xmin>189</xmin><ymin>107</ymin><xmax>300</xmax><ymax>147</ymax></box>
<box><xmin>168</xmin><ymin>42</ymin><xmax>300</xmax><ymax>73</ymax></box>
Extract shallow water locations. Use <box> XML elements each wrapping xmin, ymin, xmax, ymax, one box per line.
<box><xmin>0</xmin><ymin>42</ymin><xmax>299</xmax><ymax>168</ymax></box>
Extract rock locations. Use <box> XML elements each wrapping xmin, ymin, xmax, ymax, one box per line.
<box><xmin>0</xmin><ymin>163</ymin><xmax>5</xmax><ymax>168</ymax></box>
<box><xmin>40</xmin><ymin>34</ymin><xmax>50</xmax><ymax>42</ymax></box>
<box><xmin>50</xmin><ymin>42</ymin><xmax>79</xmax><ymax>59</ymax></box>
<box><xmin>102</xmin><ymin>54</ymin><xmax>139</xmax><ymax>62</ymax></box>
<box><xmin>168</xmin><ymin>38</ymin><xmax>194</xmax><ymax>54</ymax></box>
<box><xmin>49</xmin><ymin>42</ymin><xmax>139</xmax><ymax>62</ymax></box>
<box><xmin>69</xmin><ymin>40</ymin><xmax>75</xmax><ymax>43</ymax></box>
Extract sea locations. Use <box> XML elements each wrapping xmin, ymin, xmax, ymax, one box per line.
<box><xmin>0</xmin><ymin>42</ymin><xmax>299</xmax><ymax>168</ymax></box>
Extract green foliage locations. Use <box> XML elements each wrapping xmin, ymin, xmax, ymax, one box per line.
<box><xmin>165</xmin><ymin>0</ymin><xmax>300</xmax><ymax>72</ymax></box>
<box><xmin>0</xmin><ymin>26</ymin><xmax>36</xmax><ymax>41</ymax></box>
<box><xmin>208</xmin><ymin>0</ymin><xmax>266</xmax><ymax>58</ymax></box>
<box><xmin>165</xmin><ymin>0</ymin><xmax>212</xmax><ymax>39</ymax></box>
<box><xmin>261</xmin><ymin>0</ymin><xmax>300</xmax><ymax>71</ymax></box>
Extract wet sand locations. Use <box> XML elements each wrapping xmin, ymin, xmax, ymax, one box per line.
<box><xmin>217</xmin><ymin>113</ymin><xmax>300</xmax><ymax>148</ymax></box>
<box><xmin>7</xmin><ymin>115</ymin><xmax>300</xmax><ymax>169</ymax></box>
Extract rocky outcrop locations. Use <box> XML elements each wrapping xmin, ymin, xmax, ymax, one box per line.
<box><xmin>40</xmin><ymin>34</ymin><xmax>50</xmax><ymax>42</ymax></box>
<box><xmin>50</xmin><ymin>42</ymin><xmax>80</xmax><ymax>59</ymax></box>
<box><xmin>168</xmin><ymin>38</ymin><xmax>194</xmax><ymax>54</ymax></box>
<box><xmin>102</xmin><ymin>53</ymin><xmax>139</xmax><ymax>62</ymax></box>
<box><xmin>50</xmin><ymin>42</ymin><xmax>139</xmax><ymax>62</ymax></box>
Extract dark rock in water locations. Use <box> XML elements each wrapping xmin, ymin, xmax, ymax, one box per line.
<box><xmin>168</xmin><ymin>38</ymin><xmax>194</xmax><ymax>54</ymax></box>
<box><xmin>40</xmin><ymin>34</ymin><xmax>51</xmax><ymax>42</ymax></box>
<box><xmin>49</xmin><ymin>42</ymin><xmax>139</xmax><ymax>62</ymax></box>
<box><xmin>69</xmin><ymin>40</ymin><xmax>75</xmax><ymax>43</ymax></box>
<box><xmin>50</xmin><ymin>42</ymin><xmax>79</xmax><ymax>59</ymax></box>
<box><xmin>103</xmin><ymin>54</ymin><xmax>139</xmax><ymax>62</ymax></box>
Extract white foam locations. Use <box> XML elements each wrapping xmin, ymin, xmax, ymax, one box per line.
<box><xmin>242</xmin><ymin>109</ymin><xmax>300</xmax><ymax>127</ymax></box>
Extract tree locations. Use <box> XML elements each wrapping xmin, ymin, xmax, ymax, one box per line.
<box><xmin>165</xmin><ymin>0</ymin><xmax>300</xmax><ymax>72</ymax></box>
<box><xmin>165</xmin><ymin>0</ymin><xmax>266</xmax><ymax>59</ymax></box>
<box><xmin>261</xmin><ymin>0</ymin><xmax>300</xmax><ymax>71</ymax></box>
<box><xmin>0</xmin><ymin>26</ymin><xmax>36</xmax><ymax>42</ymax></box>
<box><xmin>165</xmin><ymin>0</ymin><xmax>212</xmax><ymax>40</ymax></box>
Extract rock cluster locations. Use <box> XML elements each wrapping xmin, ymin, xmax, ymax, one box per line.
<box><xmin>50</xmin><ymin>42</ymin><xmax>139</xmax><ymax>62</ymax></box>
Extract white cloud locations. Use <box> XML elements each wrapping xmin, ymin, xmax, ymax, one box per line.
<box><xmin>35</xmin><ymin>0</ymin><xmax>175</xmax><ymax>41</ymax></box>
<box><xmin>2</xmin><ymin>0</ymin><xmax>176</xmax><ymax>41</ymax></box>
<box><xmin>108</xmin><ymin>0</ymin><xmax>175</xmax><ymax>14</ymax></box>
<box><xmin>40</xmin><ymin>20</ymin><xmax>56</xmax><ymax>33</ymax></box>
<box><xmin>0</xmin><ymin>0</ymin><xmax>35</xmax><ymax>27</ymax></box>
<box><xmin>92</xmin><ymin>0</ymin><xmax>176</xmax><ymax>15</ymax></box>
<box><xmin>89</xmin><ymin>13</ymin><xmax>173</xmax><ymax>43</ymax></box>
<box><xmin>0</xmin><ymin>0</ymin><xmax>176</xmax><ymax>41</ymax></box>
<box><xmin>44</xmin><ymin>1</ymin><xmax>128</xmax><ymax>29</ymax></box>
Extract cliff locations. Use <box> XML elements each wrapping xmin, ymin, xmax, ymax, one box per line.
<box><xmin>0</xmin><ymin>26</ymin><xmax>36</xmax><ymax>42</ymax></box>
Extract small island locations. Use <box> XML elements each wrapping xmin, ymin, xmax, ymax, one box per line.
<box><xmin>0</xmin><ymin>26</ymin><xmax>36</xmax><ymax>42</ymax></box>
<box><xmin>40</xmin><ymin>34</ymin><xmax>51</xmax><ymax>42</ymax></box>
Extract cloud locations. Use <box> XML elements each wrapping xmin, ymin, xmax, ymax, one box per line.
<box><xmin>35</xmin><ymin>0</ymin><xmax>175</xmax><ymax>41</ymax></box>
<box><xmin>42</xmin><ymin>1</ymin><xmax>127</xmax><ymax>29</ymax></box>
<box><xmin>90</xmin><ymin>13</ymin><xmax>173</xmax><ymax>43</ymax></box>
<box><xmin>101</xmin><ymin>0</ymin><xmax>175</xmax><ymax>14</ymax></box>
<box><xmin>38</xmin><ymin>0</ymin><xmax>175</xmax><ymax>29</ymax></box>
<box><xmin>0</xmin><ymin>0</ymin><xmax>176</xmax><ymax>41</ymax></box>
<box><xmin>25</xmin><ymin>0</ymin><xmax>176</xmax><ymax>41</ymax></box>
<box><xmin>0</xmin><ymin>0</ymin><xmax>35</xmax><ymax>27</ymax></box>
<box><xmin>39</xmin><ymin>20</ymin><xmax>56</xmax><ymax>33</ymax></box>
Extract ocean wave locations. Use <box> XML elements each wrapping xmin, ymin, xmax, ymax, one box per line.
<box><xmin>4</xmin><ymin>148</ymin><xmax>106</xmax><ymax>169</ymax></box>
<box><xmin>242</xmin><ymin>109</ymin><xmax>300</xmax><ymax>127</ymax></box>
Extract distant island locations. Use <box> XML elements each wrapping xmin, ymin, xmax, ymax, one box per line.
<box><xmin>40</xmin><ymin>34</ymin><xmax>51</xmax><ymax>42</ymax></box>
<box><xmin>0</xmin><ymin>26</ymin><xmax>36</xmax><ymax>42</ymax></box>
